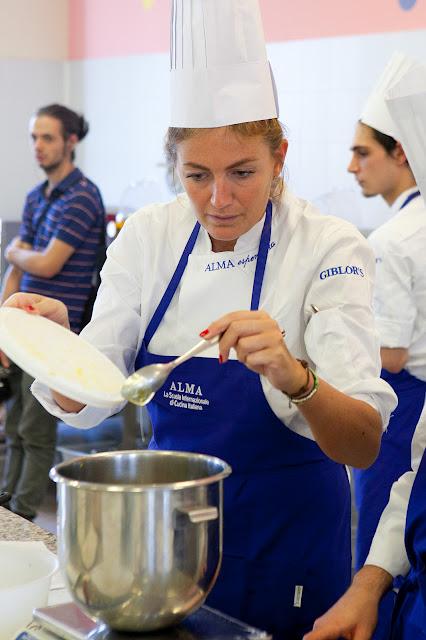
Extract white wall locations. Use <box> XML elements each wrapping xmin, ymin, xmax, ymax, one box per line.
<box><xmin>66</xmin><ymin>53</ymin><xmax>170</xmax><ymax>211</ymax></box>
<box><xmin>0</xmin><ymin>60</ymin><xmax>65</xmax><ymax>220</ymax></box>
<box><xmin>269</xmin><ymin>29</ymin><xmax>426</xmax><ymax>230</ymax></box>
<box><xmin>69</xmin><ymin>28</ymin><xmax>426</xmax><ymax>231</ymax></box>
<box><xmin>0</xmin><ymin>0</ymin><xmax>68</xmax><ymax>221</ymax></box>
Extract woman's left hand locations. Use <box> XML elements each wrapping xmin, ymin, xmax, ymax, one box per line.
<box><xmin>203</xmin><ymin>310</ymin><xmax>307</xmax><ymax>395</ymax></box>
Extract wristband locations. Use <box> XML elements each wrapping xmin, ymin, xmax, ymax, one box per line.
<box><xmin>282</xmin><ymin>360</ymin><xmax>319</xmax><ymax>408</ymax></box>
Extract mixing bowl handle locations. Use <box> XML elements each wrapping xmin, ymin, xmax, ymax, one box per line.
<box><xmin>174</xmin><ymin>506</ymin><xmax>218</xmax><ymax>527</ymax></box>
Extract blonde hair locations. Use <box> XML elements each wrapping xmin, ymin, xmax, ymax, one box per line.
<box><xmin>164</xmin><ymin>118</ymin><xmax>285</xmax><ymax>201</ymax></box>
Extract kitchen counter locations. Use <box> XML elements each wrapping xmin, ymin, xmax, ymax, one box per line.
<box><xmin>0</xmin><ymin>508</ymin><xmax>271</xmax><ymax>639</ymax></box>
<box><xmin>0</xmin><ymin>506</ymin><xmax>56</xmax><ymax>553</ymax></box>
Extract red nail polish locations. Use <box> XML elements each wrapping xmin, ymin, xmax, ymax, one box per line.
<box><xmin>219</xmin><ymin>354</ymin><xmax>223</xmax><ymax>364</ymax></box>
<box><xmin>199</xmin><ymin>329</ymin><xmax>209</xmax><ymax>337</ymax></box>
<box><xmin>24</xmin><ymin>305</ymin><xmax>35</xmax><ymax>312</ymax></box>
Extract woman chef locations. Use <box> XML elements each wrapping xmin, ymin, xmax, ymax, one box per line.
<box><xmin>4</xmin><ymin>2</ymin><xmax>395</xmax><ymax>639</ymax></box>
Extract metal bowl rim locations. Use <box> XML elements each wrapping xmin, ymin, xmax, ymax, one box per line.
<box><xmin>50</xmin><ymin>449</ymin><xmax>232</xmax><ymax>492</ymax></box>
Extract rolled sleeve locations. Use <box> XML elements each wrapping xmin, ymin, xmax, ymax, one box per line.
<box><xmin>375</xmin><ymin>318</ymin><xmax>414</xmax><ymax>350</ymax></box>
<box><xmin>263</xmin><ymin>221</ymin><xmax>397</xmax><ymax>439</ymax></box>
<box><xmin>304</xmin><ymin>228</ymin><xmax>397</xmax><ymax>429</ymax></box>
<box><xmin>370</xmin><ymin>237</ymin><xmax>415</xmax><ymax>349</ymax></box>
<box><xmin>305</xmin><ymin>309</ymin><xmax>396</xmax><ymax>428</ymax></box>
<box><xmin>31</xmin><ymin>380</ymin><xmax>123</xmax><ymax>428</ymax></box>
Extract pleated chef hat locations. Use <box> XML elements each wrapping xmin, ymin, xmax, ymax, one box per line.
<box><xmin>169</xmin><ymin>0</ymin><xmax>279</xmax><ymax>128</ymax></box>
<box><xmin>361</xmin><ymin>52</ymin><xmax>420</xmax><ymax>138</ymax></box>
<box><xmin>385</xmin><ymin>63</ymin><xmax>426</xmax><ymax>200</ymax></box>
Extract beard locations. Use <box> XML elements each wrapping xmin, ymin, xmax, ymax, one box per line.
<box><xmin>41</xmin><ymin>158</ymin><xmax>65</xmax><ymax>175</ymax></box>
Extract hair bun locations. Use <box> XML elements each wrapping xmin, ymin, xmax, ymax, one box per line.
<box><xmin>78</xmin><ymin>116</ymin><xmax>89</xmax><ymax>141</ymax></box>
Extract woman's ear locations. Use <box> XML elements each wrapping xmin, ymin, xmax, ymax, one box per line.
<box><xmin>274</xmin><ymin>139</ymin><xmax>288</xmax><ymax>176</ymax></box>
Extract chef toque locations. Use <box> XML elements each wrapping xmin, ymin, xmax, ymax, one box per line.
<box><xmin>385</xmin><ymin>63</ymin><xmax>426</xmax><ymax>200</ymax></box>
<box><xmin>360</xmin><ymin>52</ymin><xmax>421</xmax><ymax>139</ymax></box>
<box><xmin>169</xmin><ymin>0</ymin><xmax>279</xmax><ymax>128</ymax></box>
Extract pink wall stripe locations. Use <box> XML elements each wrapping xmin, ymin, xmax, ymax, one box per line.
<box><xmin>69</xmin><ymin>0</ymin><xmax>170</xmax><ymax>60</ymax></box>
<box><xmin>262</xmin><ymin>0</ymin><xmax>426</xmax><ymax>42</ymax></box>
<box><xmin>69</xmin><ymin>0</ymin><xmax>426</xmax><ymax>61</ymax></box>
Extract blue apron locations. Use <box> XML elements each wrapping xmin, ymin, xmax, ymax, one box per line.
<box><xmin>135</xmin><ymin>203</ymin><xmax>351</xmax><ymax>639</ymax></box>
<box><xmin>391</xmin><ymin>449</ymin><xmax>426</xmax><ymax>639</ymax></box>
<box><xmin>353</xmin><ymin>188</ymin><xmax>425</xmax><ymax>640</ymax></box>
<box><xmin>354</xmin><ymin>370</ymin><xmax>426</xmax><ymax>570</ymax></box>
<box><xmin>353</xmin><ymin>370</ymin><xmax>426</xmax><ymax>640</ymax></box>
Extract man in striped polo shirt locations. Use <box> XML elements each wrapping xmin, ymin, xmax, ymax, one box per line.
<box><xmin>0</xmin><ymin>104</ymin><xmax>105</xmax><ymax>520</ymax></box>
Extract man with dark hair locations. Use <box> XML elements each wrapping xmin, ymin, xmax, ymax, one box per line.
<box><xmin>304</xmin><ymin>54</ymin><xmax>426</xmax><ymax>640</ymax></box>
<box><xmin>348</xmin><ymin>58</ymin><xmax>426</xmax><ymax>640</ymax></box>
<box><xmin>348</xmin><ymin>100</ymin><xmax>426</xmax><ymax>579</ymax></box>
<box><xmin>0</xmin><ymin>103</ymin><xmax>105</xmax><ymax>520</ymax></box>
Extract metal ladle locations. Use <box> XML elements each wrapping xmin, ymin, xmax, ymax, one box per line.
<box><xmin>121</xmin><ymin>335</ymin><xmax>220</xmax><ymax>406</ymax></box>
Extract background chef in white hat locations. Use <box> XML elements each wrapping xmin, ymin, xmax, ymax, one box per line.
<box><xmin>304</xmin><ymin>61</ymin><xmax>426</xmax><ymax>640</ymax></box>
<box><xmin>345</xmin><ymin>52</ymin><xmax>426</xmax><ymax>638</ymax></box>
<box><xmin>3</xmin><ymin>1</ymin><xmax>396</xmax><ymax>638</ymax></box>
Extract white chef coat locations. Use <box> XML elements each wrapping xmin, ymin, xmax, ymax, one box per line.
<box><xmin>32</xmin><ymin>190</ymin><xmax>396</xmax><ymax>437</ymax></box>
<box><xmin>366</xmin><ymin>403</ymin><xmax>426</xmax><ymax>577</ymax></box>
<box><xmin>368</xmin><ymin>187</ymin><xmax>426</xmax><ymax>382</ymax></box>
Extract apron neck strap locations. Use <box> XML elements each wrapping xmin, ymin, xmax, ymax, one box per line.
<box><xmin>144</xmin><ymin>221</ymin><xmax>201</xmax><ymax>346</ymax></box>
<box><xmin>144</xmin><ymin>200</ymin><xmax>273</xmax><ymax>346</ymax></box>
<box><xmin>251</xmin><ymin>200</ymin><xmax>272</xmax><ymax>311</ymax></box>
<box><xmin>400</xmin><ymin>190</ymin><xmax>421</xmax><ymax>210</ymax></box>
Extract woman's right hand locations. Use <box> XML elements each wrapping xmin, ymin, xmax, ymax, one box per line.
<box><xmin>1</xmin><ymin>293</ymin><xmax>84</xmax><ymax>413</ymax></box>
<box><xmin>2</xmin><ymin>293</ymin><xmax>70</xmax><ymax>329</ymax></box>
<box><xmin>1</xmin><ymin>293</ymin><xmax>70</xmax><ymax>368</ymax></box>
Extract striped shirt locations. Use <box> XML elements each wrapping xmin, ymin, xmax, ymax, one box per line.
<box><xmin>19</xmin><ymin>168</ymin><xmax>105</xmax><ymax>333</ymax></box>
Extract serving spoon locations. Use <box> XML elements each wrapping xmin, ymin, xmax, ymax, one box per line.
<box><xmin>121</xmin><ymin>335</ymin><xmax>220</xmax><ymax>406</ymax></box>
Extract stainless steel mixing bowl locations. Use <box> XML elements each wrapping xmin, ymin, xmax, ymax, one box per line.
<box><xmin>50</xmin><ymin>450</ymin><xmax>231</xmax><ymax>632</ymax></box>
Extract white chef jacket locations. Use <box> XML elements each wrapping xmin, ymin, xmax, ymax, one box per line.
<box><xmin>368</xmin><ymin>187</ymin><xmax>426</xmax><ymax>382</ymax></box>
<box><xmin>33</xmin><ymin>190</ymin><xmax>396</xmax><ymax>437</ymax></box>
<box><xmin>366</xmin><ymin>403</ymin><xmax>426</xmax><ymax>577</ymax></box>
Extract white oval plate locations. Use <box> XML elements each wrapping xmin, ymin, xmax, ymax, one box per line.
<box><xmin>0</xmin><ymin>307</ymin><xmax>125</xmax><ymax>408</ymax></box>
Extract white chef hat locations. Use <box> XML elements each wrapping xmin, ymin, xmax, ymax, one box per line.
<box><xmin>360</xmin><ymin>52</ymin><xmax>420</xmax><ymax>138</ymax></box>
<box><xmin>385</xmin><ymin>64</ymin><xmax>426</xmax><ymax>200</ymax></box>
<box><xmin>169</xmin><ymin>0</ymin><xmax>279</xmax><ymax>128</ymax></box>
